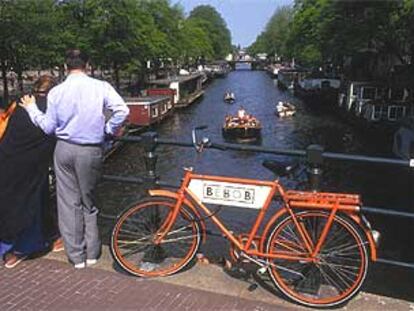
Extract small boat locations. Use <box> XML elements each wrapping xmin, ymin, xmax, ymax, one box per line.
<box><xmin>224</xmin><ymin>91</ymin><xmax>235</xmax><ymax>103</ymax></box>
<box><xmin>276</xmin><ymin>101</ymin><xmax>296</xmax><ymax>118</ymax></box>
<box><xmin>222</xmin><ymin>108</ymin><xmax>261</xmax><ymax>141</ymax></box>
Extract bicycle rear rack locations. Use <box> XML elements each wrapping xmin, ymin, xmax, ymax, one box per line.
<box><xmin>286</xmin><ymin>190</ymin><xmax>361</xmax><ymax>211</ymax></box>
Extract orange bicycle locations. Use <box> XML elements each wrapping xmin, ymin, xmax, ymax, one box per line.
<box><xmin>110</xmin><ymin>127</ymin><xmax>378</xmax><ymax>308</ymax></box>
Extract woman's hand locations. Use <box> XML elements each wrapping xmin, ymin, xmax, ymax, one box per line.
<box><xmin>19</xmin><ymin>95</ymin><xmax>36</xmax><ymax>108</ymax></box>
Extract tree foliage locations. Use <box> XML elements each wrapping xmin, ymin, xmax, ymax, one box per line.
<box><xmin>248</xmin><ymin>6</ymin><xmax>292</xmax><ymax>60</ymax></box>
<box><xmin>250</xmin><ymin>0</ymin><xmax>414</xmax><ymax>70</ymax></box>
<box><xmin>0</xmin><ymin>0</ymin><xmax>232</xmax><ymax>101</ymax></box>
<box><xmin>188</xmin><ymin>5</ymin><xmax>232</xmax><ymax>58</ymax></box>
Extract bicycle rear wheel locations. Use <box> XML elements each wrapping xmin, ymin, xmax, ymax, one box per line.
<box><xmin>111</xmin><ymin>197</ymin><xmax>201</xmax><ymax>277</ymax></box>
<box><xmin>266</xmin><ymin>211</ymin><xmax>368</xmax><ymax>308</ymax></box>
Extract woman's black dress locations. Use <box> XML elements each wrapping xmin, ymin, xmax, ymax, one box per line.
<box><xmin>0</xmin><ymin>96</ymin><xmax>55</xmax><ymax>242</ymax></box>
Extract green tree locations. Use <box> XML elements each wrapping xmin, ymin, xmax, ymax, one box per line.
<box><xmin>180</xmin><ymin>19</ymin><xmax>214</xmax><ymax>63</ymax></box>
<box><xmin>139</xmin><ymin>0</ymin><xmax>185</xmax><ymax>60</ymax></box>
<box><xmin>0</xmin><ymin>0</ymin><xmax>58</xmax><ymax>102</ymax></box>
<box><xmin>188</xmin><ymin>5</ymin><xmax>232</xmax><ymax>59</ymax></box>
<box><xmin>86</xmin><ymin>0</ymin><xmax>169</xmax><ymax>89</ymax></box>
<box><xmin>249</xmin><ymin>6</ymin><xmax>293</xmax><ymax>60</ymax></box>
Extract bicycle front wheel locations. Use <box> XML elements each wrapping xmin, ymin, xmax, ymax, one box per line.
<box><xmin>111</xmin><ymin>197</ymin><xmax>201</xmax><ymax>277</ymax></box>
<box><xmin>266</xmin><ymin>211</ymin><xmax>369</xmax><ymax>308</ymax></box>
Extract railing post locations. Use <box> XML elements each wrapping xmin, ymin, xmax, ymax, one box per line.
<box><xmin>141</xmin><ymin>131</ymin><xmax>159</xmax><ymax>188</ymax></box>
<box><xmin>306</xmin><ymin>144</ymin><xmax>324</xmax><ymax>191</ymax></box>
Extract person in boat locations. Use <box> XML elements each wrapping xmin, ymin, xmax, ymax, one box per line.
<box><xmin>0</xmin><ymin>75</ymin><xmax>63</xmax><ymax>268</ymax></box>
<box><xmin>238</xmin><ymin>107</ymin><xmax>247</xmax><ymax>120</ymax></box>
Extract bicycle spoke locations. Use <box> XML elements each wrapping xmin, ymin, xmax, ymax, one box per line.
<box><xmin>267</xmin><ymin>211</ymin><xmax>368</xmax><ymax>307</ymax></box>
<box><xmin>112</xmin><ymin>200</ymin><xmax>201</xmax><ymax>277</ymax></box>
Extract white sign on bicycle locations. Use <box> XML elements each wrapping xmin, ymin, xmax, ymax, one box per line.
<box><xmin>188</xmin><ymin>179</ymin><xmax>272</xmax><ymax>209</ymax></box>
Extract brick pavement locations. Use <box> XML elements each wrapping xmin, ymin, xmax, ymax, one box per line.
<box><xmin>0</xmin><ymin>258</ymin><xmax>292</xmax><ymax>311</ymax></box>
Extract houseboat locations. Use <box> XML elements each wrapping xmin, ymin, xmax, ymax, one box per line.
<box><xmin>222</xmin><ymin>108</ymin><xmax>261</xmax><ymax>142</ymax></box>
<box><xmin>338</xmin><ymin>81</ymin><xmax>384</xmax><ymax>116</ymax></box>
<box><xmin>295</xmin><ymin>75</ymin><xmax>341</xmax><ymax>107</ymax></box>
<box><xmin>148</xmin><ymin>73</ymin><xmax>204</xmax><ymax>108</ymax></box>
<box><xmin>277</xmin><ymin>68</ymin><xmax>309</xmax><ymax>91</ymax></box>
<box><xmin>338</xmin><ymin>82</ymin><xmax>412</xmax><ymax>121</ymax></box>
<box><xmin>338</xmin><ymin>82</ymin><xmax>413</xmax><ymax>130</ymax></box>
<box><xmin>125</xmin><ymin>90</ymin><xmax>174</xmax><ymax>127</ymax></box>
<box><xmin>361</xmin><ymin>87</ymin><xmax>412</xmax><ymax>124</ymax></box>
<box><xmin>210</xmin><ymin>61</ymin><xmax>230</xmax><ymax>78</ymax></box>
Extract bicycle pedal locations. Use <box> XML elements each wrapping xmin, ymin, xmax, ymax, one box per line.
<box><xmin>257</xmin><ymin>267</ymin><xmax>268</xmax><ymax>274</ymax></box>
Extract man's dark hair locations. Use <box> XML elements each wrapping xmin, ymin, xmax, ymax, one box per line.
<box><xmin>65</xmin><ymin>49</ymin><xmax>89</xmax><ymax>70</ymax></box>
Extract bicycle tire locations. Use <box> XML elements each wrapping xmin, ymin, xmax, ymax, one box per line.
<box><xmin>111</xmin><ymin>197</ymin><xmax>202</xmax><ymax>277</ymax></box>
<box><xmin>265</xmin><ymin>210</ymin><xmax>369</xmax><ymax>308</ymax></box>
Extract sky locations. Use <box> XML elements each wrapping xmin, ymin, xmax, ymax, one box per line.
<box><xmin>173</xmin><ymin>0</ymin><xmax>293</xmax><ymax>48</ymax></box>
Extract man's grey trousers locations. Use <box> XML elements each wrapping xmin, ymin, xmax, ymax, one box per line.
<box><xmin>54</xmin><ymin>140</ymin><xmax>102</xmax><ymax>265</ymax></box>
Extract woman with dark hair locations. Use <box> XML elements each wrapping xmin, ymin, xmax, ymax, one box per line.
<box><xmin>0</xmin><ymin>75</ymin><xmax>62</xmax><ymax>268</ymax></box>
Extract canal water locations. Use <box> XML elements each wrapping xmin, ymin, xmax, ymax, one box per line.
<box><xmin>98</xmin><ymin>69</ymin><xmax>414</xmax><ymax>273</ymax></box>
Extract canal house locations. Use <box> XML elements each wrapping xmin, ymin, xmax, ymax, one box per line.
<box><xmin>148</xmin><ymin>73</ymin><xmax>204</xmax><ymax>108</ymax></box>
<box><xmin>125</xmin><ymin>90</ymin><xmax>174</xmax><ymax>127</ymax></box>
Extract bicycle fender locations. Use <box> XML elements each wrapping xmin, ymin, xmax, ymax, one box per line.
<box><xmin>348</xmin><ymin>214</ymin><xmax>377</xmax><ymax>261</ymax></box>
<box><xmin>259</xmin><ymin>207</ymin><xmax>289</xmax><ymax>252</ymax></box>
<box><xmin>148</xmin><ymin>189</ymin><xmax>207</xmax><ymax>243</ymax></box>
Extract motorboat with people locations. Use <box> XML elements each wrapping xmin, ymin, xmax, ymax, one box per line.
<box><xmin>276</xmin><ymin>101</ymin><xmax>296</xmax><ymax>118</ymax></box>
<box><xmin>222</xmin><ymin>107</ymin><xmax>261</xmax><ymax>142</ymax></box>
<box><xmin>224</xmin><ymin>91</ymin><xmax>235</xmax><ymax>103</ymax></box>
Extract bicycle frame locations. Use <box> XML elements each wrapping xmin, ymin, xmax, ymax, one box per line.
<box><xmin>150</xmin><ymin>169</ymin><xmax>377</xmax><ymax>262</ymax></box>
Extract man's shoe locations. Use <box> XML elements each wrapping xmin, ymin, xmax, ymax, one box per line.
<box><xmin>86</xmin><ymin>259</ymin><xmax>97</xmax><ymax>266</ymax></box>
<box><xmin>4</xmin><ymin>253</ymin><xmax>28</xmax><ymax>269</ymax></box>
<box><xmin>74</xmin><ymin>262</ymin><xmax>86</xmax><ymax>269</ymax></box>
<box><xmin>51</xmin><ymin>238</ymin><xmax>64</xmax><ymax>253</ymax></box>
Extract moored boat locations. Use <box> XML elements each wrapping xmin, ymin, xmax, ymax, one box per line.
<box><xmin>125</xmin><ymin>91</ymin><xmax>174</xmax><ymax>127</ymax></box>
<box><xmin>222</xmin><ymin>108</ymin><xmax>261</xmax><ymax>142</ymax></box>
<box><xmin>295</xmin><ymin>75</ymin><xmax>340</xmax><ymax>107</ymax></box>
<box><xmin>148</xmin><ymin>73</ymin><xmax>204</xmax><ymax>108</ymax></box>
<box><xmin>277</xmin><ymin>67</ymin><xmax>309</xmax><ymax>91</ymax></box>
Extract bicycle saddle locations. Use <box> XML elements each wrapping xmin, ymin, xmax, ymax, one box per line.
<box><xmin>262</xmin><ymin>159</ymin><xmax>299</xmax><ymax>177</ymax></box>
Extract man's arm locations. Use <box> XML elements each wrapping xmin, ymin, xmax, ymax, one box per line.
<box><xmin>103</xmin><ymin>82</ymin><xmax>129</xmax><ymax>136</ymax></box>
<box><xmin>21</xmin><ymin>95</ymin><xmax>58</xmax><ymax>135</ymax></box>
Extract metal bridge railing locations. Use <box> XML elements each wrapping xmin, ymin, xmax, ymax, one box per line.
<box><xmin>101</xmin><ymin>131</ymin><xmax>414</xmax><ymax>270</ymax></box>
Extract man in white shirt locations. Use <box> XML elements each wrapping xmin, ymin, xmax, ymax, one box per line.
<box><xmin>21</xmin><ymin>49</ymin><xmax>129</xmax><ymax>268</ymax></box>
